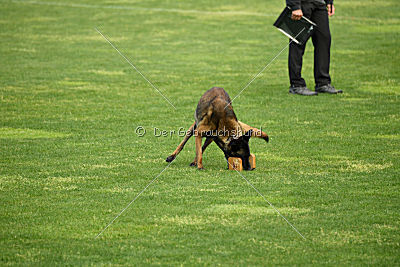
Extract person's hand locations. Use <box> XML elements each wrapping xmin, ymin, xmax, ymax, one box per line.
<box><xmin>327</xmin><ymin>4</ymin><xmax>335</xmax><ymax>16</ymax></box>
<box><xmin>291</xmin><ymin>9</ymin><xmax>303</xmax><ymax>20</ymax></box>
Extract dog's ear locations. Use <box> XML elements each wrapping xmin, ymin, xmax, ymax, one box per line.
<box><xmin>244</xmin><ymin>129</ymin><xmax>253</xmax><ymax>142</ymax></box>
<box><xmin>228</xmin><ymin>137</ymin><xmax>240</xmax><ymax>151</ymax></box>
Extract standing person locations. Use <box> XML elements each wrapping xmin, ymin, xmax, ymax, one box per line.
<box><xmin>287</xmin><ymin>0</ymin><xmax>342</xmax><ymax>95</ymax></box>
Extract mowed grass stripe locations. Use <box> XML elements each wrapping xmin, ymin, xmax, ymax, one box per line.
<box><xmin>10</xmin><ymin>0</ymin><xmax>276</xmax><ymax>17</ymax></box>
<box><xmin>0</xmin><ymin>127</ymin><xmax>70</xmax><ymax>139</ymax></box>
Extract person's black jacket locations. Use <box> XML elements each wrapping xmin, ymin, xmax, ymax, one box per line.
<box><xmin>286</xmin><ymin>0</ymin><xmax>333</xmax><ymax>11</ymax></box>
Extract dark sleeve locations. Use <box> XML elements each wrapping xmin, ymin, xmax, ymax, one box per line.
<box><xmin>325</xmin><ymin>0</ymin><xmax>333</xmax><ymax>4</ymax></box>
<box><xmin>286</xmin><ymin>0</ymin><xmax>301</xmax><ymax>10</ymax></box>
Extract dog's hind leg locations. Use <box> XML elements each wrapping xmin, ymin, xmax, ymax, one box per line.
<box><xmin>190</xmin><ymin>137</ymin><xmax>213</xmax><ymax>166</ymax></box>
<box><xmin>238</xmin><ymin>121</ymin><xmax>269</xmax><ymax>142</ymax></box>
<box><xmin>195</xmin><ymin>134</ymin><xmax>204</xmax><ymax>169</ymax></box>
<box><xmin>166</xmin><ymin>122</ymin><xmax>196</xmax><ymax>162</ymax></box>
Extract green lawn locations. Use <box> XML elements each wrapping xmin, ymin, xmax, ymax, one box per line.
<box><xmin>1</xmin><ymin>0</ymin><xmax>399</xmax><ymax>265</ymax></box>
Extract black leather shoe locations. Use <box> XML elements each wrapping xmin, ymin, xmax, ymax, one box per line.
<box><xmin>315</xmin><ymin>84</ymin><xmax>343</xmax><ymax>94</ymax></box>
<box><xmin>289</xmin><ymin>86</ymin><xmax>318</xmax><ymax>96</ymax></box>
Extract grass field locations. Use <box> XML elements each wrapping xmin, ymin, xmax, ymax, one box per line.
<box><xmin>1</xmin><ymin>0</ymin><xmax>399</xmax><ymax>265</ymax></box>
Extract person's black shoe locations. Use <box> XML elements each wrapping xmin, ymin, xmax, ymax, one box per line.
<box><xmin>289</xmin><ymin>86</ymin><xmax>318</xmax><ymax>96</ymax></box>
<box><xmin>315</xmin><ymin>84</ymin><xmax>343</xmax><ymax>94</ymax></box>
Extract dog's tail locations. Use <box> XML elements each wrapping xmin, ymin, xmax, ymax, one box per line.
<box><xmin>238</xmin><ymin>121</ymin><xmax>269</xmax><ymax>143</ymax></box>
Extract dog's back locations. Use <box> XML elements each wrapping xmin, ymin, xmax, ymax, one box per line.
<box><xmin>195</xmin><ymin>87</ymin><xmax>238</xmax><ymax>132</ymax></box>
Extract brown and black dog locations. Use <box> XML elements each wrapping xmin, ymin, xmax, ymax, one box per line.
<box><xmin>166</xmin><ymin>87</ymin><xmax>269</xmax><ymax>170</ymax></box>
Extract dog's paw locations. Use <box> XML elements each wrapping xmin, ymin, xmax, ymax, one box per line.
<box><xmin>189</xmin><ymin>161</ymin><xmax>197</xmax><ymax>167</ymax></box>
<box><xmin>264</xmin><ymin>136</ymin><xmax>269</xmax><ymax>143</ymax></box>
<box><xmin>197</xmin><ymin>167</ymin><xmax>204</xmax><ymax>170</ymax></box>
<box><xmin>166</xmin><ymin>155</ymin><xmax>176</xmax><ymax>162</ymax></box>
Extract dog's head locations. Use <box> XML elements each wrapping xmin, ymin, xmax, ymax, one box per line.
<box><xmin>226</xmin><ymin>130</ymin><xmax>253</xmax><ymax>171</ymax></box>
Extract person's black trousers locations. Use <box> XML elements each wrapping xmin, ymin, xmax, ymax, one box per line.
<box><xmin>288</xmin><ymin>1</ymin><xmax>332</xmax><ymax>88</ymax></box>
